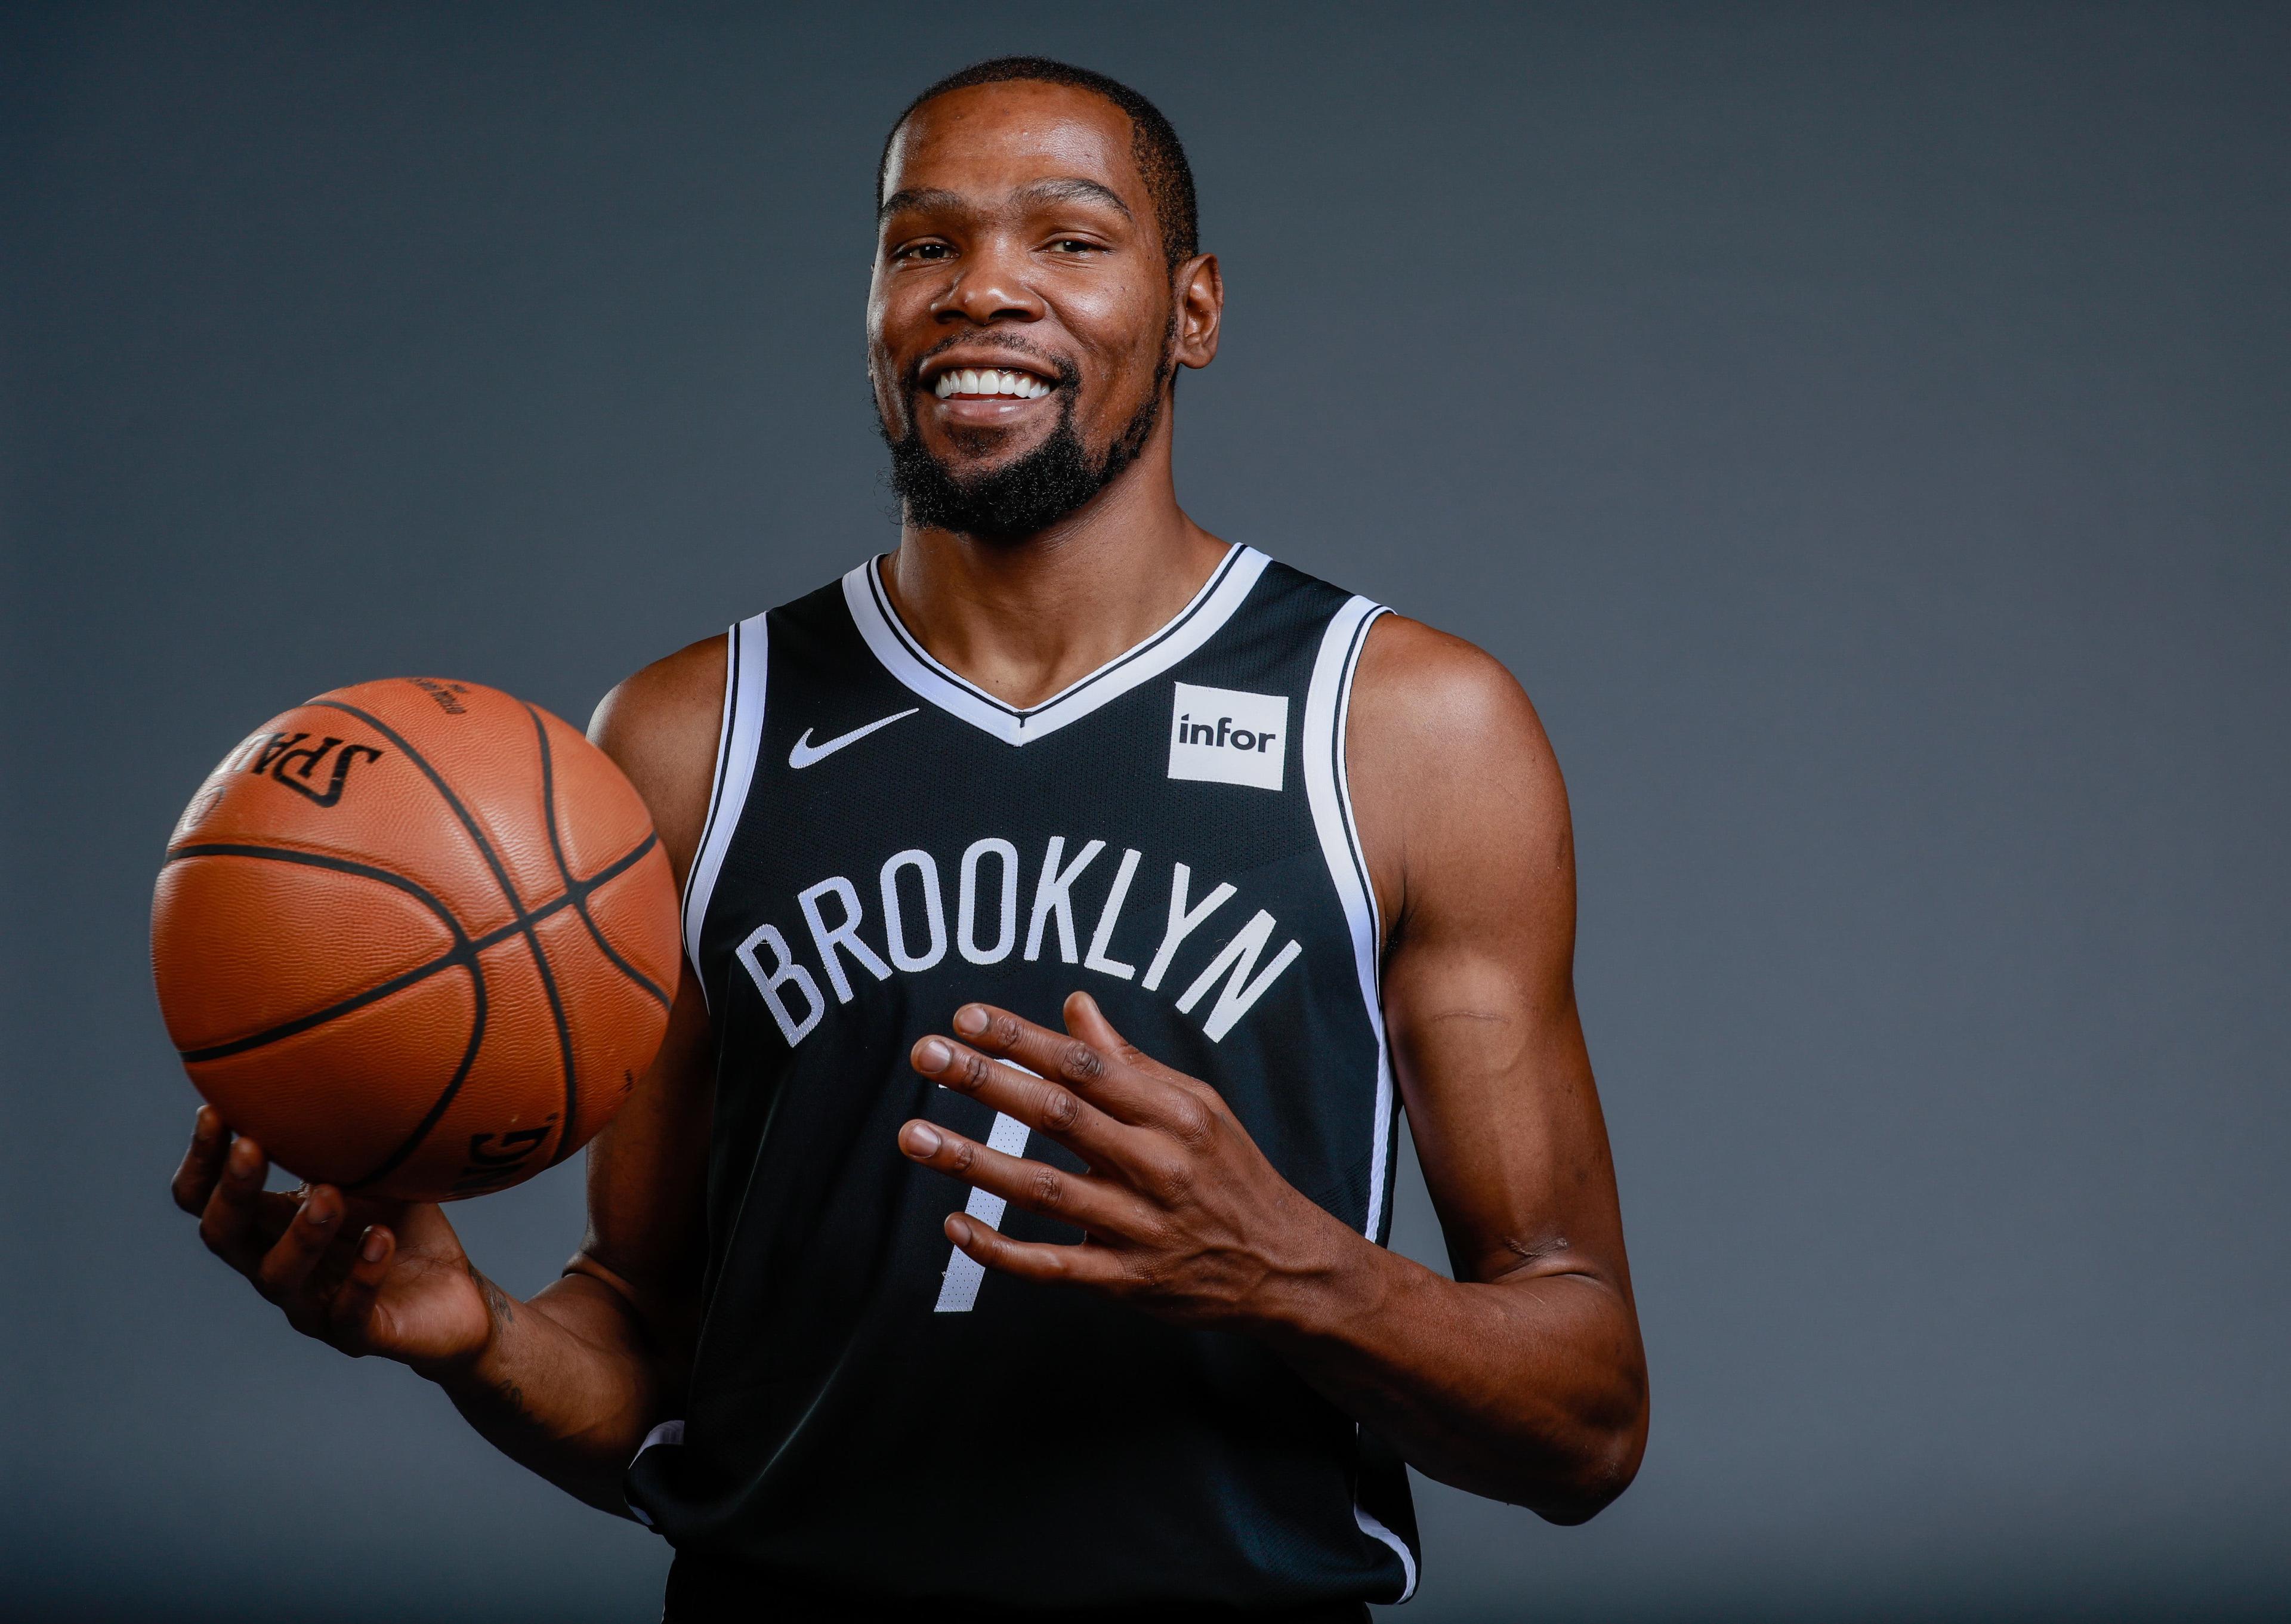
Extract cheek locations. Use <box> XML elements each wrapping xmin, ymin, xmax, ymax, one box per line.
<box><xmin>1066</xmin><ymin>284</ymin><xmax>1175</xmax><ymax>413</ymax></box>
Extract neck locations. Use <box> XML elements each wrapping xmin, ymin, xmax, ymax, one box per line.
<box><xmin>881</xmin><ymin>428</ymin><xmax>1230</xmax><ymax>709</ymax></box>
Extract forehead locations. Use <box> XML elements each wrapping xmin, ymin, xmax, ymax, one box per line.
<box><xmin>884</xmin><ymin>81</ymin><xmax>1146</xmax><ymax>214</ymax></box>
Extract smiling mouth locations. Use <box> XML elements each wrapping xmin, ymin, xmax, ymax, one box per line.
<box><xmin>927</xmin><ymin>365</ymin><xmax>1057</xmax><ymax>402</ymax></box>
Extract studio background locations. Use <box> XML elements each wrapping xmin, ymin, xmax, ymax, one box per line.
<box><xmin>4</xmin><ymin>5</ymin><xmax>2286</xmax><ymax>1619</ymax></box>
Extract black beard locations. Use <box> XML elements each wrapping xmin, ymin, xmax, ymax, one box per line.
<box><xmin>884</xmin><ymin>357</ymin><xmax>1169</xmax><ymax>542</ymax></box>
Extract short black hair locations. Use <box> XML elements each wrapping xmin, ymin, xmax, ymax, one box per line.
<box><xmin>878</xmin><ymin>57</ymin><xmax>1199</xmax><ymax>271</ymax></box>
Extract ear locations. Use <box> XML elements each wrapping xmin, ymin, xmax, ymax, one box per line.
<box><xmin>1172</xmin><ymin>253</ymin><xmax>1223</xmax><ymax>370</ymax></box>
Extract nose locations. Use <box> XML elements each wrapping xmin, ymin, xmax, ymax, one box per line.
<box><xmin>930</xmin><ymin>234</ymin><xmax>1043</xmax><ymax>327</ymax></box>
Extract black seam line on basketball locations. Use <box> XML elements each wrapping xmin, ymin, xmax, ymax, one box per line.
<box><xmin>526</xmin><ymin>702</ymin><xmax>671</xmax><ymax>1011</ymax></box>
<box><xmin>345</xmin><ymin>956</ymin><xmax>489</xmax><ymax>1193</ymax></box>
<box><xmin>866</xmin><ymin>543</ymin><xmax>1241</xmax><ymax>723</ymax></box>
<box><xmin>163</xmin><ymin>832</ymin><xmax>657</xmax><ymax>1067</ymax></box>
<box><xmin>163</xmin><ymin>842</ymin><xmax>468</xmax><ymax>944</ymax></box>
<box><xmin>179</xmin><ymin>844</ymin><xmax>651</xmax><ymax>1134</ymax></box>
<box><xmin>310</xmin><ymin>699</ymin><xmax>581</xmax><ymax>1167</ymax></box>
<box><xmin>177</xmin><ymin>941</ymin><xmax>477</xmax><ymax>1063</ymax></box>
<box><xmin>307</xmin><ymin>702</ymin><xmax>527</xmax><ymax>916</ymax></box>
<box><xmin>524</xmin><ymin>705</ymin><xmax>582</xmax><ymax>1162</ymax></box>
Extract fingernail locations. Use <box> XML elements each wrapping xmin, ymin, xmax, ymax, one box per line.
<box><xmin>305</xmin><ymin>1199</ymin><xmax>334</xmax><ymax>1228</ymax></box>
<box><xmin>359</xmin><ymin>1228</ymin><xmax>388</xmax><ymax>1264</ymax></box>
<box><xmin>229</xmin><ymin>1143</ymin><xmax>260</xmax><ymax>1179</ymax></box>
<box><xmin>193</xmin><ymin>1107</ymin><xmax>219</xmax><ymax>1144</ymax></box>
<box><xmin>916</xmin><ymin>1038</ymin><xmax>950</xmax><ymax>1072</ymax></box>
<box><xmin>903</xmin><ymin>1123</ymin><xmax>941</xmax><ymax>1157</ymax></box>
<box><xmin>955</xmin><ymin>1006</ymin><xmax>987</xmax><ymax>1035</ymax></box>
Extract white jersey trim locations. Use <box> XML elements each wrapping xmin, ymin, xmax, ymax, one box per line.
<box><xmin>625</xmin><ymin>1417</ymin><xmax>687</xmax><ymax>1527</ymax></box>
<box><xmin>1353</xmin><ymin>1497</ymin><xmax>1420</xmax><ymax>1604</ymax></box>
<box><xmin>1305</xmin><ymin>598</ymin><xmax>1419</xmax><ymax>1603</ymax></box>
<box><xmin>1302</xmin><ymin>594</ymin><xmax>1395</xmax><ymax>1242</ymax></box>
<box><xmin>681</xmin><ymin>612</ymin><xmax>769</xmax><ymax>1002</ymax></box>
<box><xmin>841</xmin><ymin>545</ymin><xmax>1271</xmax><ymax>747</ymax></box>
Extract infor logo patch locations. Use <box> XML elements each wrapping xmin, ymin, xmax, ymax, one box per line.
<box><xmin>1168</xmin><ymin>682</ymin><xmax>1288</xmax><ymax>791</ymax></box>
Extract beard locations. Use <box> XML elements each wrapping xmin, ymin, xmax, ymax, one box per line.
<box><xmin>883</xmin><ymin>349</ymin><xmax>1172</xmax><ymax>542</ymax></box>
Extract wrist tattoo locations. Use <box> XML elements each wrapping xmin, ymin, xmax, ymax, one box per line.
<box><xmin>468</xmin><ymin>1261</ymin><xmax>517</xmax><ymax>1329</ymax></box>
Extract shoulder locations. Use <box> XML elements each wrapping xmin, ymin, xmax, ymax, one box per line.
<box><xmin>1349</xmin><ymin>613</ymin><xmax>1561</xmax><ymax>796</ymax></box>
<box><xmin>1344</xmin><ymin>613</ymin><xmax>1573</xmax><ymax>928</ymax></box>
<box><xmin>587</xmin><ymin>633</ymin><xmax>728</xmax><ymax>886</ymax></box>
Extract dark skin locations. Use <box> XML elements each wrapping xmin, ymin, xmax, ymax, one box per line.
<box><xmin>173</xmin><ymin>79</ymin><xmax>1647</xmax><ymax>1526</ymax></box>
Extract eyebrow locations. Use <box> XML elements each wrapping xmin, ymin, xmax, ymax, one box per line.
<box><xmin>878</xmin><ymin>177</ymin><xmax>1135</xmax><ymax>224</ymax></box>
<box><xmin>1014</xmin><ymin>177</ymin><xmax>1134</xmax><ymax>218</ymax></box>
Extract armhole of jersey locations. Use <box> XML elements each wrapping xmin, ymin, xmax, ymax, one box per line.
<box><xmin>1308</xmin><ymin>600</ymin><xmax>1420</xmax><ymax>1606</ymax></box>
<box><xmin>681</xmin><ymin>612</ymin><xmax>769</xmax><ymax>1004</ymax></box>
<box><xmin>1351</xmin><ymin>1485</ymin><xmax>1419</xmax><ymax>1604</ymax></box>
<box><xmin>1303</xmin><ymin>595</ymin><xmax>1396</xmax><ymax>1242</ymax></box>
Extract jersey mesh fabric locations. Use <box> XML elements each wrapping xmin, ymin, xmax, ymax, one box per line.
<box><xmin>626</xmin><ymin>553</ymin><xmax>1419</xmax><ymax>1610</ymax></box>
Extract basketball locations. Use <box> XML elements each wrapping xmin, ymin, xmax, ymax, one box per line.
<box><xmin>151</xmin><ymin>677</ymin><xmax>680</xmax><ymax>1203</ymax></box>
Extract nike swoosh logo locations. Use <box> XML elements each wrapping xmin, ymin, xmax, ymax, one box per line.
<box><xmin>788</xmin><ymin>708</ymin><xmax>921</xmax><ymax>770</ymax></box>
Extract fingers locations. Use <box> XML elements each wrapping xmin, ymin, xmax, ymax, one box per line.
<box><xmin>197</xmin><ymin>1134</ymin><xmax>274</xmax><ymax>1273</ymax></box>
<box><xmin>943</xmin><ymin>1211</ymin><xmax>1125</xmax><ymax>1289</ymax></box>
<box><xmin>898</xmin><ymin>1120</ymin><xmax>1141</xmax><ymax>1237</ymax></box>
<box><xmin>172</xmin><ymin>1106</ymin><xmax>232</xmax><ymax>1215</ymax></box>
<box><xmin>1060</xmin><ymin>992</ymin><xmax>1148</xmax><ymax>1070</ymax></box>
<box><xmin>326</xmin><ymin>1224</ymin><xmax>396</xmax><ymax>1351</ymax></box>
<box><xmin>909</xmin><ymin>1033</ymin><xmax>1147</xmax><ymax>1169</ymax></box>
<box><xmin>254</xmin><ymin>1184</ymin><xmax>343</xmax><ymax>1303</ymax></box>
<box><xmin>940</xmin><ymin>998</ymin><xmax>1194</xmax><ymax>1132</ymax></box>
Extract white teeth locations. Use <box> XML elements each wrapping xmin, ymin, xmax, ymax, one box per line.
<box><xmin>931</xmin><ymin>367</ymin><xmax>1051</xmax><ymax>399</ymax></box>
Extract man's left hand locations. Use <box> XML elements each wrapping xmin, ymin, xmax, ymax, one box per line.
<box><xmin>899</xmin><ymin>992</ymin><xmax>1366</xmax><ymax>1330</ymax></box>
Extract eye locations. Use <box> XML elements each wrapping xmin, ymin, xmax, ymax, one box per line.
<box><xmin>893</xmin><ymin>241</ymin><xmax>952</xmax><ymax>262</ymax></box>
<box><xmin>1047</xmin><ymin>238</ymin><xmax>1101</xmax><ymax>255</ymax></box>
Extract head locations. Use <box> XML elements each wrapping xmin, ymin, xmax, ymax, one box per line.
<box><xmin>868</xmin><ymin>58</ymin><xmax>1221</xmax><ymax>541</ymax></box>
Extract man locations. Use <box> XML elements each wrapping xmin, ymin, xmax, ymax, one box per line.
<box><xmin>173</xmin><ymin>58</ymin><xmax>1648</xmax><ymax>1620</ymax></box>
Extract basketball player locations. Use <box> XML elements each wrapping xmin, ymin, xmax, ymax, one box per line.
<box><xmin>173</xmin><ymin>59</ymin><xmax>1648</xmax><ymax>1619</ymax></box>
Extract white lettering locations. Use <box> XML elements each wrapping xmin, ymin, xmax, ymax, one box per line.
<box><xmin>878</xmin><ymin>849</ymin><xmax>947</xmax><ymax>972</ymax></box>
<box><xmin>798</xmin><ymin>876</ymin><xmax>892</xmax><ymax>1003</ymax></box>
<box><xmin>1175</xmin><ymin>909</ymin><xmax>1304</xmax><ymax>1041</ymax></box>
<box><xmin>957</xmin><ymin>837</ymin><xmax>1020</xmax><ymax>965</ymax></box>
<box><xmin>1082</xmin><ymin>847</ymin><xmax>1144</xmax><ymax>981</ymax></box>
<box><xmin>734</xmin><ymin>923</ymin><xmax>824</xmax><ymax>1046</ymax></box>
<box><xmin>1024</xmin><ymin>835</ymin><xmax>1106</xmax><ymax>963</ymax></box>
<box><xmin>1142</xmin><ymin>862</ymin><xmax>1237</xmax><ymax>992</ymax></box>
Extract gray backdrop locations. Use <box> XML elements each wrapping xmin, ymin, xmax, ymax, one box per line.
<box><xmin>4</xmin><ymin>4</ymin><xmax>2286</xmax><ymax>1619</ymax></box>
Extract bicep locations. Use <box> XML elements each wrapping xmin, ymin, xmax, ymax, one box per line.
<box><xmin>1350</xmin><ymin>618</ymin><xmax>1629</xmax><ymax>1291</ymax></box>
<box><xmin>566</xmin><ymin>636</ymin><xmax>727</xmax><ymax>1349</ymax></box>
<box><xmin>573</xmin><ymin>971</ymin><xmax>712</xmax><ymax>1360</ymax></box>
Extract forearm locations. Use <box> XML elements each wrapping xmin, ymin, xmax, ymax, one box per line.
<box><xmin>1258</xmin><ymin>1234</ymin><xmax>1647</xmax><ymax>1519</ymax></box>
<box><xmin>424</xmin><ymin>1268</ymin><xmax>672</xmax><ymax>1517</ymax></box>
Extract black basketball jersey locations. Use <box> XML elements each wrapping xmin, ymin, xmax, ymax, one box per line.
<box><xmin>625</xmin><ymin>546</ymin><xmax>1421</xmax><ymax>1613</ymax></box>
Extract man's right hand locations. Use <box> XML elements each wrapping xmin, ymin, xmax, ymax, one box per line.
<box><xmin>172</xmin><ymin>1104</ymin><xmax>495</xmax><ymax>1372</ymax></box>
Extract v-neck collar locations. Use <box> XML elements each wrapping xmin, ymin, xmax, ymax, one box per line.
<box><xmin>840</xmin><ymin>545</ymin><xmax>1269</xmax><ymax>747</ymax></box>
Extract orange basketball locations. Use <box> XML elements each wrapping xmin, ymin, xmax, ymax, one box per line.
<box><xmin>151</xmin><ymin>677</ymin><xmax>680</xmax><ymax>1203</ymax></box>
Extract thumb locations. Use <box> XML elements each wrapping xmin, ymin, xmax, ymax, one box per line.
<box><xmin>327</xmin><ymin>1224</ymin><xmax>396</xmax><ymax>1354</ymax></box>
<box><xmin>1064</xmin><ymin>990</ymin><xmax>1137</xmax><ymax>1060</ymax></box>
